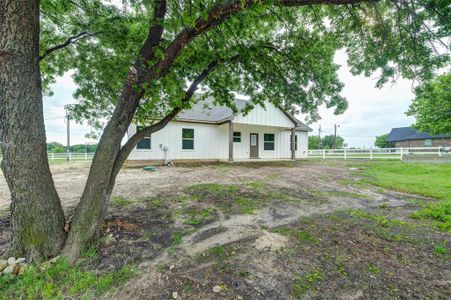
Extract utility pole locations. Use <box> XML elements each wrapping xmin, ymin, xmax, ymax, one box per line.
<box><xmin>66</xmin><ymin>109</ymin><xmax>71</xmax><ymax>161</ymax></box>
<box><xmin>333</xmin><ymin>124</ymin><xmax>340</xmax><ymax>149</ymax></box>
<box><xmin>318</xmin><ymin>125</ymin><xmax>322</xmax><ymax>148</ymax></box>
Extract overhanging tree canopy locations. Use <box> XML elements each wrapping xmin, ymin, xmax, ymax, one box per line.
<box><xmin>1</xmin><ymin>0</ymin><xmax>449</xmax><ymax>261</ymax></box>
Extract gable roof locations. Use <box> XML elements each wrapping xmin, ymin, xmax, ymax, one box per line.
<box><xmin>386</xmin><ymin>127</ymin><xmax>451</xmax><ymax>142</ymax></box>
<box><xmin>176</xmin><ymin>97</ymin><xmax>312</xmax><ymax>132</ymax></box>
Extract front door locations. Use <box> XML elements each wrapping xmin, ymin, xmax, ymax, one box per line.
<box><xmin>250</xmin><ymin>133</ymin><xmax>259</xmax><ymax>158</ymax></box>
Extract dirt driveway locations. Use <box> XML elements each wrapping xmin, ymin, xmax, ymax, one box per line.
<box><xmin>1</xmin><ymin>161</ymin><xmax>449</xmax><ymax>299</ymax></box>
<box><xmin>0</xmin><ymin>160</ymin><xmax>365</xmax><ymax>210</ymax></box>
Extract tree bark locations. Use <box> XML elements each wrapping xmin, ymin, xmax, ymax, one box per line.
<box><xmin>61</xmin><ymin>0</ymin><xmax>169</xmax><ymax>260</ymax></box>
<box><xmin>0</xmin><ymin>0</ymin><xmax>66</xmax><ymax>260</ymax></box>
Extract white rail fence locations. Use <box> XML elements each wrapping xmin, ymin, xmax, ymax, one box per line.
<box><xmin>309</xmin><ymin>147</ymin><xmax>449</xmax><ymax>160</ymax></box>
<box><xmin>0</xmin><ymin>152</ymin><xmax>96</xmax><ymax>162</ymax></box>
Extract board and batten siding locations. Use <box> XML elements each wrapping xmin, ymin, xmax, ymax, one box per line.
<box><xmin>232</xmin><ymin>102</ymin><xmax>294</xmax><ymax>128</ymax></box>
<box><xmin>127</xmin><ymin>121</ymin><xmax>229</xmax><ymax>161</ymax></box>
<box><xmin>127</xmin><ymin>101</ymin><xmax>308</xmax><ymax>162</ymax></box>
<box><xmin>232</xmin><ymin>124</ymin><xmax>308</xmax><ymax>159</ymax></box>
<box><xmin>127</xmin><ymin>122</ymin><xmax>308</xmax><ymax>161</ymax></box>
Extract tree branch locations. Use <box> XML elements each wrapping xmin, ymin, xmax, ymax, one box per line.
<box><xmin>103</xmin><ymin>58</ymin><xmax>224</xmax><ymax>199</ymax></box>
<box><xmin>39</xmin><ymin>32</ymin><xmax>95</xmax><ymax>61</ymax></box>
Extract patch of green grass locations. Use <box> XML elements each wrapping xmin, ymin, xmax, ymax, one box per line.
<box><xmin>187</xmin><ymin>183</ymin><xmax>268</xmax><ymax>215</ymax></box>
<box><xmin>354</xmin><ymin>161</ymin><xmax>451</xmax><ymax>200</ymax></box>
<box><xmin>171</xmin><ymin>231</ymin><xmax>183</xmax><ymax>245</ymax></box>
<box><xmin>110</xmin><ymin>196</ymin><xmax>132</xmax><ymax>208</ymax></box>
<box><xmin>167</xmin><ymin>231</ymin><xmax>185</xmax><ymax>254</ymax></box>
<box><xmin>148</xmin><ymin>198</ymin><xmax>163</xmax><ymax>208</ymax></box>
<box><xmin>183</xmin><ymin>207</ymin><xmax>213</xmax><ymax>225</ymax></box>
<box><xmin>234</xmin><ymin>197</ymin><xmax>259</xmax><ymax>214</ymax></box>
<box><xmin>272</xmin><ymin>226</ymin><xmax>317</xmax><ymax>243</ymax></box>
<box><xmin>171</xmin><ymin>194</ymin><xmax>201</xmax><ymax>203</ymax></box>
<box><xmin>292</xmin><ymin>269</ymin><xmax>323</xmax><ymax>298</ymax></box>
<box><xmin>410</xmin><ymin>200</ymin><xmax>451</xmax><ymax>231</ymax></box>
<box><xmin>197</xmin><ymin>245</ymin><xmax>237</xmax><ymax>263</ymax></box>
<box><xmin>190</xmin><ymin>183</ymin><xmax>240</xmax><ymax>194</ymax></box>
<box><xmin>245</xmin><ymin>181</ymin><xmax>266</xmax><ymax>190</ymax></box>
<box><xmin>366</xmin><ymin>263</ymin><xmax>380</xmax><ymax>274</ymax></box>
<box><xmin>379</xmin><ymin>203</ymin><xmax>389</xmax><ymax>209</ymax></box>
<box><xmin>349</xmin><ymin>209</ymin><xmax>413</xmax><ymax>228</ymax></box>
<box><xmin>0</xmin><ymin>258</ymin><xmax>135</xmax><ymax>299</ymax></box>
<box><xmin>433</xmin><ymin>241</ymin><xmax>448</xmax><ymax>257</ymax></box>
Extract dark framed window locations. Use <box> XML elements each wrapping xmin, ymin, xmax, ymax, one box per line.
<box><xmin>290</xmin><ymin>134</ymin><xmax>298</xmax><ymax>151</ymax></box>
<box><xmin>233</xmin><ymin>132</ymin><xmax>241</xmax><ymax>142</ymax></box>
<box><xmin>182</xmin><ymin>128</ymin><xmax>194</xmax><ymax>149</ymax></box>
<box><xmin>424</xmin><ymin>139</ymin><xmax>432</xmax><ymax>147</ymax></box>
<box><xmin>264</xmin><ymin>133</ymin><xmax>275</xmax><ymax>150</ymax></box>
<box><xmin>136</xmin><ymin>126</ymin><xmax>151</xmax><ymax>149</ymax></box>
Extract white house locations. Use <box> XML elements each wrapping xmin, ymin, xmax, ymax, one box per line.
<box><xmin>126</xmin><ymin>98</ymin><xmax>311</xmax><ymax>165</ymax></box>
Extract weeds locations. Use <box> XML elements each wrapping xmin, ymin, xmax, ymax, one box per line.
<box><xmin>110</xmin><ymin>196</ymin><xmax>132</xmax><ymax>208</ymax></box>
<box><xmin>410</xmin><ymin>200</ymin><xmax>451</xmax><ymax>231</ymax></box>
<box><xmin>197</xmin><ymin>245</ymin><xmax>237</xmax><ymax>263</ymax></box>
<box><xmin>182</xmin><ymin>207</ymin><xmax>213</xmax><ymax>225</ymax></box>
<box><xmin>366</xmin><ymin>263</ymin><xmax>380</xmax><ymax>274</ymax></box>
<box><xmin>433</xmin><ymin>241</ymin><xmax>448</xmax><ymax>257</ymax></box>
<box><xmin>292</xmin><ymin>269</ymin><xmax>323</xmax><ymax>298</ymax></box>
<box><xmin>0</xmin><ymin>258</ymin><xmax>135</xmax><ymax>299</ymax></box>
<box><xmin>272</xmin><ymin>226</ymin><xmax>317</xmax><ymax>243</ymax></box>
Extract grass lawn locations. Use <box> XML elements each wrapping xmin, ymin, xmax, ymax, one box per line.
<box><xmin>346</xmin><ymin>160</ymin><xmax>451</xmax><ymax>231</ymax></box>
<box><xmin>350</xmin><ymin>161</ymin><xmax>451</xmax><ymax>200</ymax></box>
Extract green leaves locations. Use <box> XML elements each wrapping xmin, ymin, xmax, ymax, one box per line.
<box><xmin>39</xmin><ymin>0</ymin><xmax>450</xmax><ymax>130</ymax></box>
<box><xmin>406</xmin><ymin>73</ymin><xmax>451</xmax><ymax>135</ymax></box>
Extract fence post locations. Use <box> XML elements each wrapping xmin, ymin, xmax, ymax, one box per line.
<box><xmin>51</xmin><ymin>153</ymin><xmax>54</xmax><ymax>161</ymax></box>
<box><xmin>322</xmin><ymin>149</ymin><xmax>326</xmax><ymax>160</ymax></box>
<box><xmin>85</xmin><ymin>152</ymin><xmax>88</xmax><ymax>160</ymax></box>
<box><xmin>400</xmin><ymin>147</ymin><xmax>403</xmax><ymax>160</ymax></box>
<box><xmin>344</xmin><ymin>148</ymin><xmax>347</xmax><ymax>160</ymax></box>
<box><xmin>370</xmin><ymin>148</ymin><xmax>373</xmax><ymax>160</ymax></box>
<box><xmin>69</xmin><ymin>152</ymin><xmax>72</xmax><ymax>161</ymax></box>
<box><xmin>438</xmin><ymin>147</ymin><xmax>442</xmax><ymax>157</ymax></box>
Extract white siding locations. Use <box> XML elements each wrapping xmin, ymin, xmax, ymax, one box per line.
<box><xmin>233</xmin><ymin>124</ymin><xmax>290</xmax><ymax>159</ymax></box>
<box><xmin>297</xmin><ymin>131</ymin><xmax>308</xmax><ymax>159</ymax></box>
<box><xmin>127</xmin><ymin>101</ymin><xmax>309</xmax><ymax>161</ymax></box>
<box><xmin>232</xmin><ymin>125</ymin><xmax>308</xmax><ymax>159</ymax></box>
<box><xmin>127</xmin><ymin>122</ymin><xmax>229</xmax><ymax>161</ymax></box>
<box><xmin>233</xmin><ymin>102</ymin><xmax>294</xmax><ymax>128</ymax></box>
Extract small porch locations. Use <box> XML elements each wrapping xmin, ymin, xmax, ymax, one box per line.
<box><xmin>226</xmin><ymin>122</ymin><xmax>297</xmax><ymax>162</ymax></box>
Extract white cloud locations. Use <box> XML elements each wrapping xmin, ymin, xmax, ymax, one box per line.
<box><xmin>303</xmin><ymin>51</ymin><xmax>416</xmax><ymax>148</ymax></box>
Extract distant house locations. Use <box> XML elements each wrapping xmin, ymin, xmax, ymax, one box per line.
<box><xmin>126</xmin><ymin>97</ymin><xmax>311</xmax><ymax>165</ymax></box>
<box><xmin>386</xmin><ymin>127</ymin><xmax>451</xmax><ymax>147</ymax></box>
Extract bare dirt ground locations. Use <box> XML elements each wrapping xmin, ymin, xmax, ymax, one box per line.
<box><xmin>0</xmin><ymin>161</ymin><xmax>450</xmax><ymax>299</ymax></box>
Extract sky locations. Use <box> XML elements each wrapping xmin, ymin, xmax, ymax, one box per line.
<box><xmin>43</xmin><ymin>50</ymin><xmax>416</xmax><ymax>148</ymax></box>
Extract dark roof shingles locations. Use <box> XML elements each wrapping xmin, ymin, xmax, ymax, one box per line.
<box><xmin>176</xmin><ymin>98</ymin><xmax>312</xmax><ymax>131</ymax></box>
<box><xmin>386</xmin><ymin>127</ymin><xmax>451</xmax><ymax>142</ymax></box>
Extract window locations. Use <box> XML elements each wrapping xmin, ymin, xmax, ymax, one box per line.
<box><xmin>290</xmin><ymin>134</ymin><xmax>298</xmax><ymax>151</ymax></box>
<box><xmin>264</xmin><ymin>133</ymin><xmax>275</xmax><ymax>150</ymax></box>
<box><xmin>424</xmin><ymin>139</ymin><xmax>432</xmax><ymax>147</ymax></box>
<box><xmin>182</xmin><ymin>128</ymin><xmax>194</xmax><ymax>149</ymax></box>
<box><xmin>136</xmin><ymin>126</ymin><xmax>151</xmax><ymax>149</ymax></box>
<box><xmin>233</xmin><ymin>132</ymin><xmax>241</xmax><ymax>142</ymax></box>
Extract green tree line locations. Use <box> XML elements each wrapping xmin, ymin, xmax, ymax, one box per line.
<box><xmin>308</xmin><ymin>135</ymin><xmax>345</xmax><ymax>149</ymax></box>
<box><xmin>47</xmin><ymin>142</ymin><xmax>98</xmax><ymax>153</ymax></box>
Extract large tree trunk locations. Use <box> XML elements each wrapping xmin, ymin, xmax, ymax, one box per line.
<box><xmin>62</xmin><ymin>0</ymin><xmax>168</xmax><ymax>261</ymax></box>
<box><xmin>0</xmin><ymin>0</ymin><xmax>66</xmax><ymax>260</ymax></box>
